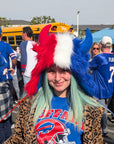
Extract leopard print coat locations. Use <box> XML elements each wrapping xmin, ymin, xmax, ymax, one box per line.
<box><xmin>4</xmin><ymin>96</ymin><xmax>105</xmax><ymax>144</ymax></box>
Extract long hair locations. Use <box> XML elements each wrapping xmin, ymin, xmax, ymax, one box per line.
<box><xmin>90</xmin><ymin>42</ymin><xmax>101</xmax><ymax>58</ymax></box>
<box><xmin>31</xmin><ymin>71</ymin><xmax>101</xmax><ymax>129</ymax></box>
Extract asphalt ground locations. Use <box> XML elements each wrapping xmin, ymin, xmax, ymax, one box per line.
<box><xmin>12</xmin><ymin>103</ymin><xmax>114</xmax><ymax>144</ymax></box>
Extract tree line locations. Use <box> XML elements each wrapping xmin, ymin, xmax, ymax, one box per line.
<box><xmin>0</xmin><ymin>16</ymin><xmax>56</xmax><ymax>27</ymax></box>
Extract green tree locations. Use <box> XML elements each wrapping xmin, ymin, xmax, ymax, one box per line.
<box><xmin>30</xmin><ymin>16</ymin><xmax>56</xmax><ymax>25</ymax></box>
<box><xmin>0</xmin><ymin>17</ymin><xmax>10</xmax><ymax>27</ymax></box>
<box><xmin>112</xmin><ymin>25</ymin><xmax>114</xmax><ymax>29</ymax></box>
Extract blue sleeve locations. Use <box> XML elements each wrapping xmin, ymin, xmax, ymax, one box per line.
<box><xmin>89</xmin><ymin>56</ymin><xmax>99</xmax><ymax>70</ymax></box>
<box><xmin>89</xmin><ymin>55</ymin><xmax>108</xmax><ymax>70</ymax></box>
<box><xmin>0</xmin><ymin>55</ymin><xmax>8</xmax><ymax>82</ymax></box>
<box><xmin>20</xmin><ymin>41</ymin><xmax>27</xmax><ymax>72</ymax></box>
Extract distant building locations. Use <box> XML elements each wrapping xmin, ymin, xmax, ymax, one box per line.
<box><xmin>0</xmin><ymin>20</ymin><xmax>30</xmax><ymax>28</ymax></box>
<box><xmin>8</xmin><ymin>20</ymin><xmax>30</xmax><ymax>27</ymax></box>
<box><xmin>72</xmin><ymin>24</ymin><xmax>114</xmax><ymax>37</ymax></box>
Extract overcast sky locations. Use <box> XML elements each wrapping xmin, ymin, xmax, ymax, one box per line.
<box><xmin>1</xmin><ymin>0</ymin><xmax>114</xmax><ymax>25</ymax></box>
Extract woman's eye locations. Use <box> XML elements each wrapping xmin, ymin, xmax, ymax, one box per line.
<box><xmin>47</xmin><ymin>69</ymin><xmax>55</xmax><ymax>73</ymax></box>
<box><xmin>61</xmin><ymin>69</ymin><xmax>70</xmax><ymax>73</ymax></box>
<box><xmin>60</xmin><ymin>70</ymin><xmax>66</xmax><ymax>73</ymax></box>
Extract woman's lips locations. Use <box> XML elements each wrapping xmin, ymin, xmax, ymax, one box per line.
<box><xmin>54</xmin><ymin>82</ymin><xmax>64</xmax><ymax>86</ymax></box>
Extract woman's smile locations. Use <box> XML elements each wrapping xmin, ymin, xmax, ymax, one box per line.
<box><xmin>47</xmin><ymin>65</ymin><xmax>71</xmax><ymax>97</ymax></box>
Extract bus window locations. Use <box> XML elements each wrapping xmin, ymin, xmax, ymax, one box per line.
<box><xmin>33</xmin><ymin>34</ymin><xmax>39</xmax><ymax>42</ymax></box>
<box><xmin>8</xmin><ymin>36</ymin><xmax>14</xmax><ymax>45</ymax></box>
<box><xmin>2</xmin><ymin>36</ymin><xmax>7</xmax><ymax>42</ymax></box>
<box><xmin>16</xmin><ymin>36</ymin><xmax>22</xmax><ymax>46</ymax></box>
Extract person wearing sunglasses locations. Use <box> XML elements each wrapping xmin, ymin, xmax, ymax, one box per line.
<box><xmin>90</xmin><ymin>42</ymin><xmax>101</xmax><ymax>59</ymax></box>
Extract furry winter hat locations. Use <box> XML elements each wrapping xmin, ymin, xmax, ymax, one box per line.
<box><xmin>25</xmin><ymin>24</ymin><xmax>96</xmax><ymax>96</ymax></box>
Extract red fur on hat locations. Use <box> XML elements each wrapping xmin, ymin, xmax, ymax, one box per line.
<box><xmin>24</xmin><ymin>25</ymin><xmax>57</xmax><ymax>96</ymax></box>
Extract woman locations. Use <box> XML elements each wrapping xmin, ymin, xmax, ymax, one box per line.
<box><xmin>4</xmin><ymin>25</ymin><xmax>104</xmax><ymax>144</ymax></box>
<box><xmin>90</xmin><ymin>42</ymin><xmax>101</xmax><ymax>59</ymax></box>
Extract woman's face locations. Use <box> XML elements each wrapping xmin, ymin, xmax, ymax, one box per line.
<box><xmin>92</xmin><ymin>44</ymin><xmax>100</xmax><ymax>57</ymax></box>
<box><xmin>47</xmin><ymin>65</ymin><xmax>71</xmax><ymax>97</ymax></box>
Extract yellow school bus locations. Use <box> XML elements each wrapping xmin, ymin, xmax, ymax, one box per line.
<box><xmin>2</xmin><ymin>22</ymin><xmax>74</xmax><ymax>48</ymax></box>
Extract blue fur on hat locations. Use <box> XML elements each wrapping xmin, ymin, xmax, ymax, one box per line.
<box><xmin>70</xmin><ymin>28</ymin><xmax>97</xmax><ymax>96</ymax></box>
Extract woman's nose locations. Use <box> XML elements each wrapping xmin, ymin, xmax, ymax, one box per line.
<box><xmin>55</xmin><ymin>72</ymin><xmax>61</xmax><ymax>81</ymax></box>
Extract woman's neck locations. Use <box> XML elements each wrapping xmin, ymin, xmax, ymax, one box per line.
<box><xmin>54</xmin><ymin>90</ymin><xmax>67</xmax><ymax>98</ymax></box>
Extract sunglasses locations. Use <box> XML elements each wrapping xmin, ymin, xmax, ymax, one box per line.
<box><xmin>93</xmin><ymin>48</ymin><xmax>99</xmax><ymax>50</ymax></box>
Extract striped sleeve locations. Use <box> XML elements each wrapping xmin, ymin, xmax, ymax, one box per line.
<box><xmin>9</xmin><ymin>52</ymin><xmax>17</xmax><ymax>59</ymax></box>
<box><xmin>6</xmin><ymin>43</ymin><xmax>17</xmax><ymax>59</ymax></box>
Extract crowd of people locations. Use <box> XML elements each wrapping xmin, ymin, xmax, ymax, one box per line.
<box><xmin>0</xmin><ymin>24</ymin><xmax>114</xmax><ymax>144</ymax></box>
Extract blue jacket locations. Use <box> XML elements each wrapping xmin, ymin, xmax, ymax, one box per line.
<box><xmin>89</xmin><ymin>53</ymin><xmax>114</xmax><ymax>99</ymax></box>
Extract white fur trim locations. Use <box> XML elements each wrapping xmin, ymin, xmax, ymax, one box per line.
<box><xmin>54</xmin><ymin>34</ymin><xmax>73</xmax><ymax>69</ymax></box>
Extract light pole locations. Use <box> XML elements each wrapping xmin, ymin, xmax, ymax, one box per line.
<box><xmin>77</xmin><ymin>11</ymin><xmax>80</xmax><ymax>37</ymax></box>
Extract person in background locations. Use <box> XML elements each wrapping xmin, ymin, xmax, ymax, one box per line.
<box><xmin>89</xmin><ymin>42</ymin><xmax>101</xmax><ymax>74</ymax></box>
<box><xmin>108</xmin><ymin>48</ymin><xmax>114</xmax><ymax>123</ymax></box>
<box><xmin>89</xmin><ymin>42</ymin><xmax>101</xmax><ymax>60</ymax></box>
<box><xmin>4</xmin><ymin>25</ymin><xmax>104</xmax><ymax>144</ymax></box>
<box><xmin>89</xmin><ymin>36</ymin><xmax>114</xmax><ymax>141</ymax></box>
<box><xmin>0</xmin><ymin>54</ymin><xmax>12</xmax><ymax>144</ymax></box>
<box><xmin>0</xmin><ymin>27</ymin><xmax>17</xmax><ymax>125</ymax></box>
<box><xmin>10</xmin><ymin>47</ymin><xmax>20</xmax><ymax>102</ymax></box>
<box><xmin>16</xmin><ymin>46</ymin><xmax>24</xmax><ymax>97</ymax></box>
<box><xmin>20</xmin><ymin>26</ymin><xmax>37</xmax><ymax>85</ymax></box>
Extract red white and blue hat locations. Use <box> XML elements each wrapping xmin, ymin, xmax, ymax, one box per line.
<box><xmin>25</xmin><ymin>24</ymin><xmax>96</xmax><ymax>97</ymax></box>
